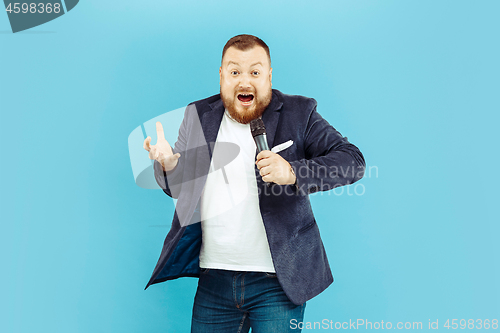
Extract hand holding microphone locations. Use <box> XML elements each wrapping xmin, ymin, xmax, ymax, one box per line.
<box><xmin>251</xmin><ymin>118</ymin><xmax>296</xmax><ymax>186</ymax></box>
<box><xmin>256</xmin><ymin>151</ymin><xmax>296</xmax><ymax>185</ymax></box>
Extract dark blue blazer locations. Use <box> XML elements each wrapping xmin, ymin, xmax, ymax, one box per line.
<box><xmin>144</xmin><ymin>89</ymin><xmax>365</xmax><ymax>305</ymax></box>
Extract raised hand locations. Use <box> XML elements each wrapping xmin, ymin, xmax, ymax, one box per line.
<box><xmin>143</xmin><ymin>122</ymin><xmax>180</xmax><ymax>172</ymax></box>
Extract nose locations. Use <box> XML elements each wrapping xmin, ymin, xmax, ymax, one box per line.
<box><xmin>238</xmin><ymin>73</ymin><xmax>252</xmax><ymax>90</ymax></box>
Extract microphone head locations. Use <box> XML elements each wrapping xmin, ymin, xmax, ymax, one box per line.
<box><xmin>250</xmin><ymin>118</ymin><xmax>266</xmax><ymax>138</ymax></box>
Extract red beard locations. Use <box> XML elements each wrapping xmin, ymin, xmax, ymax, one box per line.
<box><xmin>221</xmin><ymin>88</ymin><xmax>272</xmax><ymax>124</ymax></box>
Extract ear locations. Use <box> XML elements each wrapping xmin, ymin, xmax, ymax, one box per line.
<box><xmin>219</xmin><ymin>66</ymin><xmax>222</xmax><ymax>84</ymax></box>
<box><xmin>269</xmin><ymin>67</ymin><xmax>273</xmax><ymax>86</ymax></box>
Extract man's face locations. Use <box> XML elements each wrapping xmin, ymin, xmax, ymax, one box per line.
<box><xmin>219</xmin><ymin>46</ymin><xmax>273</xmax><ymax>124</ymax></box>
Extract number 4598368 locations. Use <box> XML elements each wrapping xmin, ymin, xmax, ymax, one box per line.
<box><xmin>444</xmin><ymin>319</ymin><xmax>498</xmax><ymax>330</ymax></box>
<box><xmin>6</xmin><ymin>3</ymin><xmax>61</xmax><ymax>14</ymax></box>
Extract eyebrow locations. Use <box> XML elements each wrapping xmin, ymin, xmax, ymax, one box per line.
<box><xmin>227</xmin><ymin>61</ymin><xmax>263</xmax><ymax>68</ymax></box>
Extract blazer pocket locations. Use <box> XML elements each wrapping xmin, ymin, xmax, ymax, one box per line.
<box><xmin>296</xmin><ymin>220</ymin><xmax>317</xmax><ymax>235</ymax></box>
<box><xmin>271</xmin><ymin>140</ymin><xmax>294</xmax><ymax>154</ymax></box>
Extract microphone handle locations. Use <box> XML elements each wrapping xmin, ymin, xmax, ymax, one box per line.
<box><xmin>254</xmin><ymin>134</ymin><xmax>275</xmax><ymax>187</ymax></box>
<box><xmin>254</xmin><ymin>134</ymin><xmax>269</xmax><ymax>152</ymax></box>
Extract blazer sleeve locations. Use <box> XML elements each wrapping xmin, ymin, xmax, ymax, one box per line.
<box><xmin>288</xmin><ymin>101</ymin><xmax>365</xmax><ymax>196</ymax></box>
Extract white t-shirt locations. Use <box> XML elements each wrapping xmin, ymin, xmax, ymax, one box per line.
<box><xmin>199</xmin><ymin>110</ymin><xmax>275</xmax><ymax>273</ymax></box>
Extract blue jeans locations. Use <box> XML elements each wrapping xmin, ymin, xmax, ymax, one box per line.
<box><xmin>191</xmin><ymin>268</ymin><xmax>306</xmax><ymax>333</ymax></box>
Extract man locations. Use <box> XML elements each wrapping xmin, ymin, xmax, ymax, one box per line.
<box><xmin>143</xmin><ymin>34</ymin><xmax>365</xmax><ymax>332</ymax></box>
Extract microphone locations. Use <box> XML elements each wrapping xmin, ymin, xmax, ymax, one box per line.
<box><xmin>250</xmin><ymin>118</ymin><xmax>269</xmax><ymax>152</ymax></box>
<box><xmin>250</xmin><ymin>118</ymin><xmax>274</xmax><ymax>187</ymax></box>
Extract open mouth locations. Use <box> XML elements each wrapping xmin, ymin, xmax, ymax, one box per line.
<box><xmin>237</xmin><ymin>93</ymin><xmax>254</xmax><ymax>104</ymax></box>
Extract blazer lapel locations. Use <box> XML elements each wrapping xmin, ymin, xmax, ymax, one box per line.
<box><xmin>203</xmin><ymin>98</ymin><xmax>225</xmax><ymax>158</ymax></box>
<box><xmin>261</xmin><ymin>90</ymin><xmax>284</xmax><ymax>150</ymax></box>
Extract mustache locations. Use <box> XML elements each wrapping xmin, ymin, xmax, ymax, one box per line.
<box><xmin>235</xmin><ymin>89</ymin><xmax>255</xmax><ymax>94</ymax></box>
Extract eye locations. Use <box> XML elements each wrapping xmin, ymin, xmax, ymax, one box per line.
<box><xmin>230</xmin><ymin>70</ymin><xmax>239</xmax><ymax>75</ymax></box>
<box><xmin>252</xmin><ymin>71</ymin><xmax>260</xmax><ymax>75</ymax></box>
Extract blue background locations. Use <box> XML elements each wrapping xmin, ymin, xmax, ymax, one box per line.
<box><xmin>1</xmin><ymin>0</ymin><xmax>498</xmax><ymax>332</ymax></box>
